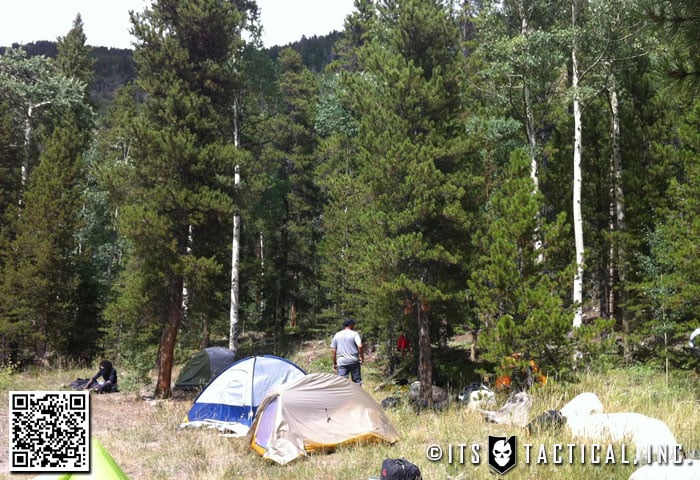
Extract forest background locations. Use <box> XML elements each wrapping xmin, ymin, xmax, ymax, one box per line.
<box><xmin>1</xmin><ymin>0</ymin><xmax>699</xmax><ymax>401</ymax></box>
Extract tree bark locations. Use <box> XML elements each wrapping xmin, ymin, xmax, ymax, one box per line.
<box><xmin>229</xmin><ymin>165</ymin><xmax>240</xmax><ymax>355</ymax></box>
<box><xmin>230</xmin><ymin>215</ymin><xmax>240</xmax><ymax>353</ymax></box>
<box><xmin>199</xmin><ymin>315</ymin><xmax>210</xmax><ymax>350</ymax></box>
<box><xmin>154</xmin><ymin>274</ymin><xmax>184</xmax><ymax>399</ymax></box>
<box><xmin>607</xmin><ymin>78</ymin><xmax>630</xmax><ymax>359</ymax></box>
<box><xmin>607</xmin><ymin>82</ymin><xmax>620</xmax><ymax>319</ymax></box>
<box><xmin>20</xmin><ymin>101</ymin><xmax>51</xmax><ymax>208</ymax></box>
<box><xmin>469</xmin><ymin>330</ymin><xmax>477</xmax><ymax>363</ymax></box>
<box><xmin>229</xmin><ymin>90</ymin><xmax>241</xmax><ymax>354</ymax></box>
<box><xmin>417</xmin><ymin>300</ymin><xmax>433</xmax><ymax>407</ymax></box>
<box><xmin>257</xmin><ymin>232</ymin><xmax>265</xmax><ymax>321</ymax></box>
<box><xmin>571</xmin><ymin>0</ymin><xmax>584</xmax><ymax>328</ymax></box>
<box><xmin>516</xmin><ymin>0</ymin><xmax>543</xmax><ymax>257</ymax></box>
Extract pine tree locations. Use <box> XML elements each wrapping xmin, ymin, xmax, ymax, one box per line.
<box><xmin>331</xmin><ymin>0</ymin><xmax>376</xmax><ymax>73</ymax></box>
<box><xmin>55</xmin><ymin>14</ymin><xmax>94</xmax><ymax>88</ymax></box>
<box><xmin>107</xmin><ymin>0</ymin><xmax>252</xmax><ymax>398</ymax></box>
<box><xmin>629</xmin><ymin>95</ymin><xmax>700</xmax><ymax>365</ymax></box>
<box><xmin>469</xmin><ymin>150</ymin><xmax>574</xmax><ymax>378</ymax></box>
<box><xmin>644</xmin><ymin>0</ymin><xmax>700</xmax><ymax>94</ymax></box>
<box><xmin>274</xmin><ymin>48</ymin><xmax>320</xmax><ymax>331</ymax></box>
<box><xmin>315</xmin><ymin>0</ymin><xmax>373</xmax><ymax>326</ymax></box>
<box><xmin>0</xmin><ymin>119</ymin><xmax>89</xmax><ymax>363</ymax></box>
<box><xmin>340</xmin><ymin>0</ymin><xmax>476</xmax><ymax>405</ymax></box>
<box><xmin>0</xmin><ymin>98</ymin><xmax>22</xmax><ymax>231</ymax></box>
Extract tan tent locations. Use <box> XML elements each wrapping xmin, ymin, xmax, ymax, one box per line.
<box><xmin>248</xmin><ymin>372</ymin><xmax>399</xmax><ymax>465</ymax></box>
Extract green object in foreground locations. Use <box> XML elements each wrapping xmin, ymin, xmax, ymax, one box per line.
<box><xmin>33</xmin><ymin>437</ymin><xmax>129</xmax><ymax>479</ymax></box>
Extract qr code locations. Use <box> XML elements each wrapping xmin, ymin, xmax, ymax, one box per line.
<box><xmin>9</xmin><ymin>391</ymin><xmax>90</xmax><ymax>472</ymax></box>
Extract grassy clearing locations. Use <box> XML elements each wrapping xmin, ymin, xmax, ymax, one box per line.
<box><xmin>1</xmin><ymin>352</ymin><xmax>698</xmax><ymax>480</ymax></box>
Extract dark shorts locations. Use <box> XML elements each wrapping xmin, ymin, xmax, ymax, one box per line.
<box><xmin>337</xmin><ymin>363</ymin><xmax>362</xmax><ymax>384</ymax></box>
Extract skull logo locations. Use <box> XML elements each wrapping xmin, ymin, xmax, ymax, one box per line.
<box><xmin>488</xmin><ymin>435</ymin><xmax>517</xmax><ymax>475</ymax></box>
<box><xmin>492</xmin><ymin>439</ymin><xmax>512</xmax><ymax>467</ymax></box>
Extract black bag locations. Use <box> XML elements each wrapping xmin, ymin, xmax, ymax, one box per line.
<box><xmin>380</xmin><ymin>458</ymin><xmax>422</xmax><ymax>480</ymax></box>
<box><xmin>69</xmin><ymin>378</ymin><xmax>90</xmax><ymax>390</ymax></box>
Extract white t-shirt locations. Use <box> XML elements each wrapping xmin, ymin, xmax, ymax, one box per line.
<box><xmin>331</xmin><ymin>329</ymin><xmax>362</xmax><ymax>366</ymax></box>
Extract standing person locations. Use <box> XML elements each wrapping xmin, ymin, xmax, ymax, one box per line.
<box><xmin>85</xmin><ymin>360</ymin><xmax>118</xmax><ymax>393</ymax></box>
<box><xmin>331</xmin><ymin>318</ymin><xmax>364</xmax><ymax>385</ymax></box>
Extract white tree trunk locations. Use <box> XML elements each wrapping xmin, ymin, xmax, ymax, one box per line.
<box><xmin>20</xmin><ymin>101</ymin><xmax>51</xmax><ymax>207</ymax></box>
<box><xmin>229</xmin><ymin>164</ymin><xmax>240</xmax><ymax>354</ymax></box>
<box><xmin>229</xmin><ymin>91</ymin><xmax>242</xmax><ymax>355</ymax></box>
<box><xmin>607</xmin><ymin>77</ymin><xmax>630</xmax><ymax>357</ymax></box>
<box><xmin>182</xmin><ymin>224</ymin><xmax>193</xmax><ymax>315</ymax></box>
<box><xmin>572</xmin><ymin>0</ymin><xmax>584</xmax><ymax>328</ymax></box>
<box><xmin>607</xmin><ymin>79</ymin><xmax>622</xmax><ymax>317</ymax></box>
<box><xmin>518</xmin><ymin>1</ymin><xmax>537</xmax><ymax>186</ymax></box>
<box><xmin>258</xmin><ymin>232</ymin><xmax>265</xmax><ymax>318</ymax></box>
<box><xmin>518</xmin><ymin>2</ymin><xmax>543</xmax><ymax>257</ymax></box>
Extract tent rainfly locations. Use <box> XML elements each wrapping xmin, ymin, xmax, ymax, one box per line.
<box><xmin>180</xmin><ymin>354</ymin><xmax>306</xmax><ymax>435</ymax></box>
<box><xmin>248</xmin><ymin>372</ymin><xmax>400</xmax><ymax>465</ymax></box>
<box><xmin>174</xmin><ymin>346</ymin><xmax>235</xmax><ymax>390</ymax></box>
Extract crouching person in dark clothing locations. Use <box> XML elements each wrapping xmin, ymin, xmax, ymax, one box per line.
<box><xmin>85</xmin><ymin>360</ymin><xmax>118</xmax><ymax>393</ymax></box>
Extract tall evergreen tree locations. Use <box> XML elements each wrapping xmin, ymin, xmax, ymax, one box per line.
<box><xmin>628</xmin><ymin>94</ymin><xmax>700</xmax><ymax>365</ymax></box>
<box><xmin>248</xmin><ymin>48</ymin><xmax>321</xmax><ymax>336</ymax></box>
<box><xmin>315</xmin><ymin>0</ymin><xmax>374</xmax><ymax>326</ymax></box>
<box><xmin>330</xmin><ymin>0</ymin><xmax>376</xmax><ymax>73</ymax></box>
<box><xmin>341</xmin><ymin>0</ymin><xmax>477</xmax><ymax>405</ymax></box>
<box><xmin>55</xmin><ymin>12</ymin><xmax>106</xmax><ymax>362</ymax></box>
<box><xmin>469</xmin><ymin>150</ymin><xmax>574</xmax><ymax>377</ymax></box>
<box><xmin>274</xmin><ymin>48</ymin><xmax>321</xmax><ymax>330</ymax></box>
<box><xmin>0</xmin><ymin>41</ymin><xmax>94</xmax><ymax>364</ymax></box>
<box><xmin>55</xmin><ymin>14</ymin><xmax>94</xmax><ymax>88</ymax></box>
<box><xmin>0</xmin><ymin>119</ymin><xmax>89</xmax><ymax>364</ymax></box>
<box><xmin>107</xmin><ymin>0</ymin><xmax>252</xmax><ymax>398</ymax></box>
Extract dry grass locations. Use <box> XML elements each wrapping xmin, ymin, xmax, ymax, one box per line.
<box><xmin>1</xmin><ymin>350</ymin><xmax>699</xmax><ymax>480</ymax></box>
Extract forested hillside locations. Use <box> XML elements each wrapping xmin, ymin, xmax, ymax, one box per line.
<box><xmin>1</xmin><ymin>0</ymin><xmax>699</xmax><ymax>400</ymax></box>
<box><xmin>0</xmin><ymin>30</ymin><xmax>340</xmax><ymax>110</ymax></box>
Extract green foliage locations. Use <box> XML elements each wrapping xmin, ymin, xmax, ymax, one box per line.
<box><xmin>101</xmin><ymin>0</ymin><xmax>254</xmax><ymax>396</ymax></box>
<box><xmin>470</xmin><ymin>150</ymin><xmax>575</xmax><ymax>376</ymax></box>
<box><xmin>315</xmin><ymin>73</ymin><xmax>358</xmax><ymax>138</ymax></box>
<box><xmin>627</xmin><ymin>97</ymin><xmax>700</xmax><ymax>364</ymax></box>
<box><xmin>116</xmin><ymin>347</ymin><xmax>158</xmax><ymax>393</ymax></box>
<box><xmin>0</xmin><ymin>48</ymin><xmax>88</xmax><ymax>115</ymax></box>
<box><xmin>0</xmin><ymin>47</ymin><xmax>93</xmax><ymax>184</ymax></box>
<box><xmin>319</xmin><ymin>0</ymin><xmax>479</xmax><ymax>396</ymax></box>
<box><xmin>242</xmin><ymin>47</ymin><xmax>322</xmax><ymax>336</ymax></box>
<box><xmin>0</xmin><ymin>98</ymin><xmax>22</xmax><ymax>226</ymax></box>
<box><xmin>0</xmin><ymin>117</ymin><xmax>91</xmax><ymax>364</ymax></box>
<box><xmin>2</xmin><ymin>0</ymin><xmax>700</xmax><ymax>384</ymax></box>
<box><xmin>55</xmin><ymin>14</ymin><xmax>94</xmax><ymax>89</ymax></box>
<box><xmin>570</xmin><ymin>317</ymin><xmax>619</xmax><ymax>373</ymax></box>
<box><xmin>268</xmin><ymin>31</ymin><xmax>343</xmax><ymax>72</ymax></box>
<box><xmin>0</xmin><ymin>361</ymin><xmax>16</xmax><ymax>390</ymax></box>
<box><xmin>643</xmin><ymin>0</ymin><xmax>700</xmax><ymax>94</ymax></box>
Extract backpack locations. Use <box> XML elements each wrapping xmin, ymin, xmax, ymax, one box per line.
<box><xmin>379</xmin><ymin>458</ymin><xmax>422</xmax><ymax>480</ymax></box>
